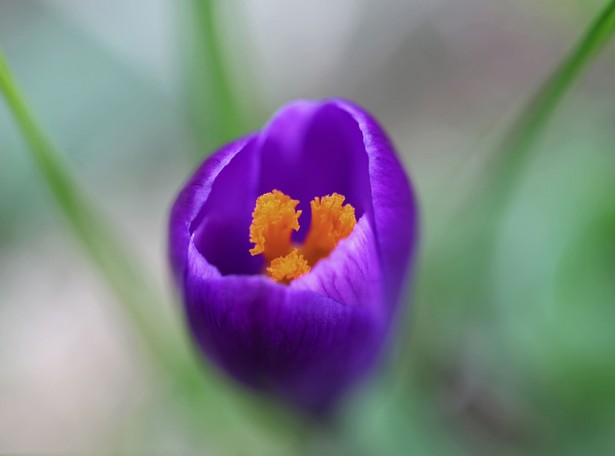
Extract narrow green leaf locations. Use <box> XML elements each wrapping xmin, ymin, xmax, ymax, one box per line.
<box><xmin>182</xmin><ymin>0</ymin><xmax>246</xmax><ymax>155</ymax></box>
<box><xmin>487</xmin><ymin>0</ymin><xmax>615</xmax><ymax>212</ymax></box>
<box><xmin>404</xmin><ymin>0</ymin><xmax>615</xmax><ymax>417</ymax></box>
<box><xmin>0</xmin><ymin>49</ymin><xmax>187</xmax><ymax>372</ymax></box>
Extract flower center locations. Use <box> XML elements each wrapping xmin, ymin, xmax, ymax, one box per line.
<box><xmin>249</xmin><ymin>190</ymin><xmax>356</xmax><ymax>283</ymax></box>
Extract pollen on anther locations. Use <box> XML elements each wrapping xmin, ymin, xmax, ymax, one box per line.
<box><xmin>302</xmin><ymin>193</ymin><xmax>356</xmax><ymax>266</ymax></box>
<box><xmin>249</xmin><ymin>190</ymin><xmax>356</xmax><ymax>284</ymax></box>
<box><xmin>249</xmin><ymin>190</ymin><xmax>302</xmax><ymax>262</ymax></box>
<box><xmin>267</xmin><ymin>249</ymin><xmax>311</xmax><ymax>283</ymax></box>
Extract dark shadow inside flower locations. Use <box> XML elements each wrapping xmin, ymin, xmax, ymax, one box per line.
<box><xmin>193</xmin><ymin>101</ymin><xmax>373</xmax><ymax>277</ymax></box>
<box><xmin>191</xmin><ymin>138</ymin><xmax>263</xmax><ymax>276</ymax></box>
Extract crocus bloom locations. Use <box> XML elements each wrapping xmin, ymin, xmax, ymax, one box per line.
<box><xmin>169</xmin><ymin>99</ymin><xmax>418</xmax><ymax>414</ymax></box>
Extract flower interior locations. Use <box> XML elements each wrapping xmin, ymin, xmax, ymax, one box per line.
<box><xmin>249</xmin><ymin>190</ymin><xmax>356</xmax><ymax>283</ymax></box>
<box><xmin>192</xmin><ymin>102</ymin><xmax>372</xmax><ymax>279</ymax></box>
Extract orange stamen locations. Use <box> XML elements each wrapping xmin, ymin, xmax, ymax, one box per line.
<box><xmin>302</xmin><ymin>193</ymin><xmax>356</xmax><ymax>266</ymax></box>
<box><xmin>249</xmin><ymin>190</ymin><xmax>301</xmax><ymax>262</ymax></box>
<box><xmin>267</xmin><ymin>249</ymin><xmax>311</xmax><ymax>284</ymax></box>
<box><xmin>249</xmin><ymin>190</ymin><xmax>356</xmax><ymax>284</ymax></box>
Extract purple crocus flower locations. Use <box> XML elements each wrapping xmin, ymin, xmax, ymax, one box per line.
<box><xmin>169</xmin><ymin>99</ymin><xmax>418</xmax><ymax>414</ymax></box>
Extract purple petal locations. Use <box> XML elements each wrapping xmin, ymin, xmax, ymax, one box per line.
<box><xmin>169</xmin><ymin>135</ymin><xmax>256</xmax><ymax>281</ymax></box>
<box><xmin>293</xmin><ymin>215</ymin><xmax>382</xmax><ymax>312</ymax></box>
<box><xmin>192</xmin><ymin>138</ymin><xmax>264</xmax><ymax>276</ymax></box>
<box><xmin>334</xmin><ymin>99</ymin><xmax>419</xmax><ymax>308</ymax></box>
<box><xmin>183</xmin><ymin>273</ymin><xmax>383</xmax><ymax>413</ymax></box>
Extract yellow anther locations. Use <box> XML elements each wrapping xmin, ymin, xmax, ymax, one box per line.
<box><xmin>267</xmin><ymin>249</ymin><xmax>311</xmax><ymax>284</ymax></box>
<box><xmin>249</xmin><ymin>190</ymin><xmax>301</xmax><ymax>262</ymax></box>
<box><xmin>302</xmin><ymin>193</ymin><xmax>356</xmax><ymax>266</ymax></box>
<box><xmin>249</xmin><ymin>191</ymin><xmax>356</xmax><ymax>284</ymax></box>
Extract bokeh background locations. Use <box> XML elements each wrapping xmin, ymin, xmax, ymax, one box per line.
<box><xmin>1</xmin><ymin>0</ymin><xmax>614</xmax><ymax>454</ymax></box>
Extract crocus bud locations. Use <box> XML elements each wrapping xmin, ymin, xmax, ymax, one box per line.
<box><xmin>169</xmin><ymin>99</ymin><xmax>418</xmax><ymax>414</ymax></box>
